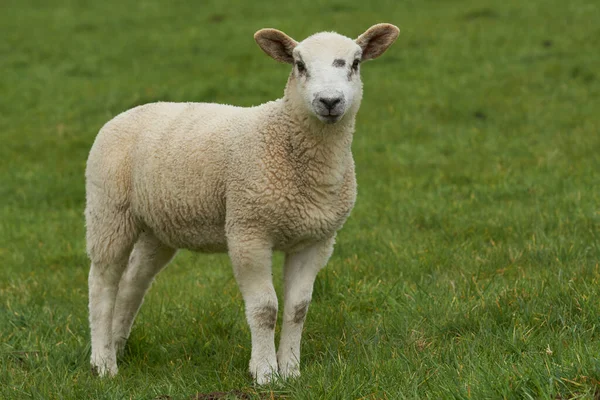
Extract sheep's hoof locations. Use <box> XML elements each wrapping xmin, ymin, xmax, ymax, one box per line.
<box><xmin>278</xmin><ymin>362</ymin><xmax>300</xmax><ymax>380</ymax></box>
<box><xmin>255</xmin><ymin>372</ymin><xmax>275</xmax><ymax>385</ymax></box>
<box><xmin>250</xmin><ymin>360</ymin><xmax>278</xmax><ymax>385</ymax></box>
<box><xmin>114</xmin><ymin>336</ymin><xmax>128</xmax><ymax>357</ymax></box>
<box><xmin>90</xmin><ymin>357</ymin><xmax>118</xmax><ymax>377</ymax></box>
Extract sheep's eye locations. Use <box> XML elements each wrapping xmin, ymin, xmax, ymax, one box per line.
<box><xmin>296</xmin><ymin>61</ymin><xmax>306</xmax><ymax>73</ymax></box>
<box><xmin>352</xmin><ymin>59</ymin><xmax>360</xmax><ymax>70</ymax></box>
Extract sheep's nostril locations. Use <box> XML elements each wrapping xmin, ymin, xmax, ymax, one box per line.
<box><xmin>319</xmin><ymin>97</ymin><xmax>342</xmax><ymax>110</ymax></box>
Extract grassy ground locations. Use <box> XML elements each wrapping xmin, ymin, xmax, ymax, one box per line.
<box><xmin>1</xmin><ymin>0</ymin><xmax>599</xmax><ymax>398</ymax></box>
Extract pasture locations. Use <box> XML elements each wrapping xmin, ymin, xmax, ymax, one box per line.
<box><xmin>1</xmin><ymin>0</ymin><xmax>599</xmax><ymax>398</ymax></box>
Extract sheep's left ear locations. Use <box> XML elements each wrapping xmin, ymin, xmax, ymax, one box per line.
<box><xmin>254</xmin><ymin>28</ymin><xmax>298</xmax><ymax>64</ymax></box>
<box><xmin>356</xmin><ymin>23</ymin><xmax>400</xmax><ymax>61</ymax></box>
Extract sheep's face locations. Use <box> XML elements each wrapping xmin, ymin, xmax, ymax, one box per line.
<box><xmin>255</xmin><ymin>24</ymin><xmax>400</xmax><ymax>125</ymax></box>
<box><xmin>291</xmin><ymin>34</ymin><xmax>363</xmax><ymax>124</ymax></box>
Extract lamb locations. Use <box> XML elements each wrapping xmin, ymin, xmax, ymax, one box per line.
<box><xmin>85</xmin><ymin>23</ymin><xmax>400</xmax><ymax>384</ymax></box>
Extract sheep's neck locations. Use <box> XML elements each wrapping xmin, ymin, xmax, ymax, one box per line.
<box><xmin>278</xmin><ymin>105</ymin><xmax>355</xmax><ymax>189</ymax></box>
<box><xmin>285</xmin><ymin>120</ymin><xmax>353</xmax><ymax>169</ymax></box>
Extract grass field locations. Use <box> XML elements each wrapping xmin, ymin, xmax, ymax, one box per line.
<box><xmin>1</xmin><ymin>0</ymin><xmax>599</xmax><ymax>398</ymax></box>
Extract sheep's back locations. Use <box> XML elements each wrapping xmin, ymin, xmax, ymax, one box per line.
<box><xmin>87</xmin><ymin>101</ymin><xmax>256</xmax><ymax>252</ymax></box>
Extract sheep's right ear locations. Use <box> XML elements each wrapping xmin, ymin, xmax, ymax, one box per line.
<box><xmin>254</xmin><ymin>29</ymin><xmax>298</xmax><ymax>64</ymax></box>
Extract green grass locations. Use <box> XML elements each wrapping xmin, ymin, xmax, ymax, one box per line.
<box><xmin>1</xmin><ymin>0</ymin><xmax>600</xmax><ymax>398</ymax></box>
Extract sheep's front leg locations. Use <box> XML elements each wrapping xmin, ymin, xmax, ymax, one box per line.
<box><xmin>228</xmin><ymin>237</ymin><xmax>278</xmax><ymax>384</ymax></box>
<box><xmin>277</xmin><ymin>237</ymin><xmax>335</xmax><ymax>379</ymax></box>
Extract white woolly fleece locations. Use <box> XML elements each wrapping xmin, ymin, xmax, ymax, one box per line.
<box><xmin>85</xmin><ymin>23</ymin><xmax>399</xmax><ymax>384</ymax></box>
<box><xmin>85</xmin><ymin>93</ymin><xmax>356</xmax><ymax>256</ymax></box>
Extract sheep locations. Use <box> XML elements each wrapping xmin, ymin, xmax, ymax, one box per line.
<box><xmin>85</xmin><ymin>23</ymin><xmax>400</xmax><ymax>384</ymax></box>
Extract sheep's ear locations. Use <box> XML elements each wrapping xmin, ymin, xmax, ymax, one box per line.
<box><xmin>254</xmin><ymin>28</ymin><xmax>298</xmax><ymax>64</ymax></box>
<box><xmin>356</xmin><ymin>23</ymin><xmax>400</xmax><ymax>61</ymax></box>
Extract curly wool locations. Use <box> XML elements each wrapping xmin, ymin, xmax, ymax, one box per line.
<box><xmin>85</xmin><ymin>78</ymin><xmax>357</xmax><ymax>260</ymax></box>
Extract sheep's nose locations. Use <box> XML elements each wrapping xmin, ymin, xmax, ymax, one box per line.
<box><xmin>319</xmin><ymin>97</ymin><xmax>342</xmax><ymax>110</ymax></box>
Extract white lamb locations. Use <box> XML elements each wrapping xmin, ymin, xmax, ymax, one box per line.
<box><xmin>85</xmin><ymin>23</ymin><xmax>400</xmax><ymax>384</ymax></box>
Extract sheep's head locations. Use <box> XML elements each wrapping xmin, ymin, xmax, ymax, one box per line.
<box><xmin>255</xmin><ymin>24</ymin><xmax>400</xmax><ymax>125</ymax></box>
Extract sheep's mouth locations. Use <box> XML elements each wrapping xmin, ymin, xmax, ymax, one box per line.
<box><xmin>316</xmin><ymin>113</ymin><xmax>343</xmax><ymax>124</ymax></box>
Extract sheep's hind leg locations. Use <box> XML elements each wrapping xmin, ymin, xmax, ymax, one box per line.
<box><xmin>112</xmin><ymin>231</ymin><xmax>176</xmax><ymax>355</ymax></box>
<box><xmin>86</xmin><ymin>204</ymin><xmax>139</xmax><ymax>377</ymax></box>
<box><xmin>277</xmin><ymin>237</ymin><xmax>335</xmax><ymax>379</ymax></box>
<box><xmin>228</xmin><ymin>236</ymin><xmax>278</xmax><ymax>384</ymax></box>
